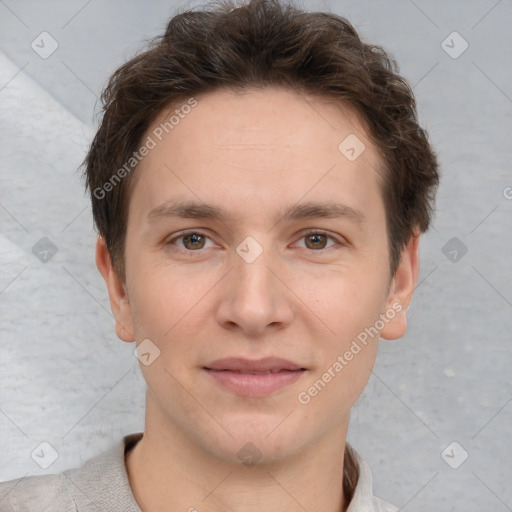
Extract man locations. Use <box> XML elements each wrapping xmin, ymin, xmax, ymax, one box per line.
<box><xmin>0</xmin><ymin>0</ymin><xmax>439</xmax><ymax>510</ymax></box>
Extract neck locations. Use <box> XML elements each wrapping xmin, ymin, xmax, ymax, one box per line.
<box><xmin>126</xmin><ymin>403</ymin><xmax>352</xmax><ymax>512</ymax></box>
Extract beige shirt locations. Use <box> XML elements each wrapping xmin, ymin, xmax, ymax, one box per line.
<box><xmin>0</xmin><ymin>433</ymin><xmax>397</xmax><ymax>511</ymax></box>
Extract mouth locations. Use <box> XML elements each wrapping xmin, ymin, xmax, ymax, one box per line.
<box><xmin>203</xmin><ymin>357</ymin><xmax>307</xmax><ymax>396</ymax></box>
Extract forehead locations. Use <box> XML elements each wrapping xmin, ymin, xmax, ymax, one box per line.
<box><xmin>150</xmin><ymin>87</ymin><xmax>378</xmax><ymax>164</ymax></box>
<box><xmin>130</xmin><ymin>87</ymin><xmax>385</xmax><ymax>225</ymax></box>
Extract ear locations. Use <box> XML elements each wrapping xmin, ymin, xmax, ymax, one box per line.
<box><xmin>95</xmin><ymin>236</ymin><xmax>135</xmax><ymax>343</ymax></box>
<box><xmin>379</xmin><ymin>232</ymin><xmax>420</xmax><ymax>341</ymax></box>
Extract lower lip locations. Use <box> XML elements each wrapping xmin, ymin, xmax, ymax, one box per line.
<box><xmin>204</xmin><ymin>369</ymin><xmax>305</xmax><ymax>396</ymax></box>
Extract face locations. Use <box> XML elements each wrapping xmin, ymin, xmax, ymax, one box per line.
<box><xmin>98</xmin><ymin>87</ymin><xmax>417</xmax><ymax>466</ymax></box>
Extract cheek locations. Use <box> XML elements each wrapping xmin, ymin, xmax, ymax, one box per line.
<box><xmin>125</xmin><ymin>251</ymin><xmax>206</xmax><ymax>337</ymax></box>
<box><xmin>308</xmin><ymin>268</ymin><xmax>389</xmax><ymax>337</ymax></box>
<box><xmin>298</xmin><ymin>281</ymin><xmax>384</xmax><ymax>414</ymax></box>
<box><xmin>302</xmin><ymin>270</ymin><xmax>387</xmax><ymax>389</ymax></box>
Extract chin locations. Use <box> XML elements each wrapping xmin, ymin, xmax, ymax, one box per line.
<box><xmin>208</xmin><ymin>413</ymin><xmax>307</xmax><ymax>465</ymax></box>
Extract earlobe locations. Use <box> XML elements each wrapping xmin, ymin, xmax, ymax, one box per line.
<box><xmin>95</xmin><ymin>236</ymin><xmax>135</xmax><ymax>342</ymax></box>
<box><xmin>380</xmin><ymin>233</ymin><xmax>420</xmax><ymax>341</ymax></box>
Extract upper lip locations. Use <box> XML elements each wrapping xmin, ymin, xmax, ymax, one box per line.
<box><xmin>204</xmin><ymin>357</ymin><xmax>305</xmax><ymax>373</ymax></box>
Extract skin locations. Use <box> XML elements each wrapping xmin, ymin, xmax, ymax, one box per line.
<box><xmin>96</xmin><ymin>87</ymin><xmax>419</xmax><ymax>512</ymax></box>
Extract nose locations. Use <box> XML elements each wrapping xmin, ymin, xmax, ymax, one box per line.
<box><xmin>215</xmin><ymin>242</ymin><xmax>294</xmax><ymax>337</ymax></box>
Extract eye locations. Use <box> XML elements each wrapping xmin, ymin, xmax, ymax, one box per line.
<box><xmin>295</xmin><ymin>230</ymin><xmax>340</xmax><ymax>251</ymax></box>
<box><xmin>166</xmin><ymin>229</ymin><xmax>343</xmax><ymax>254</ymax></box>
<box><xmin>167</xmin><ymin>230</ymin><xmax>216</xmax><ymax>251</ymax></box>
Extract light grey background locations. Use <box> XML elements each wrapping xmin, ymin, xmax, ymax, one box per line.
<box><xmin>1</xmin><ymin>0</ymin><xmax>511</xmax><ymax>510</ymax></box>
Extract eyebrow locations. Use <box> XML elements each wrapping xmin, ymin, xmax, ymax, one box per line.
<box><xmin>147</xmin><ymin>200</ymin><xmax>366</xmax><ymax>225</ymax></box>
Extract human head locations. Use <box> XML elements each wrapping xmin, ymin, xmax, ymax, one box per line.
<box><xmin>84</xmin><ymin>0</ymin><xmax>439</xmax><ymax>282</ymax></box>
<box><xmin>89</xmin><ymin>0</ymin><xmax>440</xmax><ymax>477</ymax></box>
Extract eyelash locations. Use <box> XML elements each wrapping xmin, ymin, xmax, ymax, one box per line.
<box><xmin>166</xmin><ymin>228</ymin><xmax>343</xmax><ymax>254</ymax></box>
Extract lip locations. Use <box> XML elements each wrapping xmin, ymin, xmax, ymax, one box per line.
<box><xmin>203</xmin><ymin>357</ymin><xmax>307</xmax><ymax>397</ymax></box>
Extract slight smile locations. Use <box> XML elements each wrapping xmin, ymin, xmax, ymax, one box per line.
<box><xmin>203</xmin><ymin>357</ymin><xmax>307</xmax><ymax>397</ymax></box>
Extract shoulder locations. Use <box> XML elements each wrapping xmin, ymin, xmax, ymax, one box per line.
<box><xmin>0</xmin><ymin>433</ymin><xmax>143</xmax><ymax>512</ymax></box>
<box><xmin>0</xmin><ymin>473</ymin><xmax>75</xmax><ymax>512</ymax></box>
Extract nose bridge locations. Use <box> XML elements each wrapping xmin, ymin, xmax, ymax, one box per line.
<box><xmin>233</xmin><ymin>235</ymin><xmax>277</xmax><ymax>305</ymax></box>
<box><xmin>216</xmin><ymin>234</ymin><xmax>293</xmax><ymax>334</ymax></box>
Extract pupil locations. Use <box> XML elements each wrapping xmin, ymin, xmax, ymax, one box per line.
<box><xmin>308</xmin><ymin>234</ymin><xmax>326</xmax><ymax>249</ymax></box>
<box><xmin>185</xmin><ymin>234</ymin><xmax>204</xmax><ymax>249</ymax></box>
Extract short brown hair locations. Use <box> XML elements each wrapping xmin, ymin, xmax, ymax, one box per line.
<box><xmin>84</xmin><ymin>0</ymin><xmax>439</xmax><ymax>280</ymax></box>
